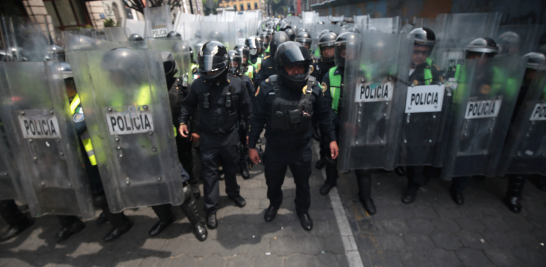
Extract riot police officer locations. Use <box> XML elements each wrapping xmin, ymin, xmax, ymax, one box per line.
<box><xmin>320</xmin><ymin>33</ymin><xmax>377</xmax><ymax>214</ymax></box>
<box><xmin>248</xmin><ymin>41</ymin><xmax>338</xmax><ymax>231</ymax></box>
<box><xmin>246</xmin><ymin>36</ymin><xmax>262</xmax><ymax>71</ymax></box>
<box><xmin>254</xmin><ymin>31</ymin><xmax>290</xmax><ymax>87</ymax></box>
<box><xmin>401</xmin><ymin>27</ymin><xmax>444</xmax><ymax>204</ymax></box>
<box><xmin>228</xmin><ymin>50</ymin><xmax>255</xmax><ymax>179</ymax></box>
<box><xmin>149</xmin><ymin>53</ymin><xmax>208</xmax><ymax>241</ymax></box>
<box><xmin>314</xmin><ymin>32</ymin><xmax>337</xmax><ymax>83</ymax></box>
<box><xmin>284</xmin><ymin>28</ymin><xmax>296</xmax><ymax>41</ymax></box>
<box><xmin>179</xmin><ymin>41</ymin><xmax>252</xmax><ymax>229</ymax></box>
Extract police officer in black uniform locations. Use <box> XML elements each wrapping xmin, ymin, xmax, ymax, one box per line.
<box><xmin>284</xmin><ymin>28</ymin><xmax>296</xmax><ymax>41</ymax></box>
<box><xmin>254</xmin><ymin>32</ymin><xmax>290</xmax><ymax>87</ymax></box>
<box><xmin>149</xmin><ymin>53</ymin><xmax>208</xmax><ymax>241</ymax></box>
<box><xmin>401</xmin><ymin>27</ymin><xmax>444</xmax><ymax>204</ymax></box>
<box><xmin>248</xmin><ymin>41</ymin><xmax>338</xmax><ymax>231</ymax></box>
<box><xmin>314</xmin><ymin>32</ymin><xmax>337</xmax><ymax>83</ymax></box>
<box><xmin>228</xmin><ymin>50</ymin><xmax>255</xmax><ymax>179</ymax></box>
<box><xmin>179</xmin><ymin>41</ymin><xmax>252</xmax><ymax>229</ymax></box>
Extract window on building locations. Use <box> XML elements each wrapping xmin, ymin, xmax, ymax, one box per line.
<box><xmin>240</xmin><ymin>4</ymin><xmax>244</xmax><ymax>10</ymax></box>
<box><xmin>247</xmin><ymin>3</ymin><xmax>251</xmax><ymax>9</ymax></box>
<box><xmin>43</xmin><ymin>0</ymin><xmax>89</xmax><ymax>30</ymax></box>
<box><xmin>233</xmin><ymin>5</ymin><xmax>237</xmax><ymax>11</ymax></box>
<box><xmin>254</xmin><ymin>2</ymin><xmax>258</xmax><ymax>9</ymax></box>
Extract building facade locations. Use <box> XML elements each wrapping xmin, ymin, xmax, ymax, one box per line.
<box><xmin>218</xmin><ymin>0</ymin><xmax>263</xmax><ymax>13</ymax></box>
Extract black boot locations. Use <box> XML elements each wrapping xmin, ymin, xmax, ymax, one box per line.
<box><xmin>449</xmin><ymin>185</ymin><xmax>465</xmax><ymax>205</ymax></box>
<box><xmin>320</xmin><ymin>161</ymin><xmax>338</xmax><ymax>195</ymax></box>
<box><xmin>0</xmin><ymin>200</ymin><xmax>34</xmax><ymax>242</ymax></box>
<box><xmin>181</xmin><ymin>193</ymin><xmax>208</xmax><ymax>241</ymax></box>
<box><xmin>356</xmin><ymin>171</ymin><xmax>376</xmax><ymax>215</ymax></box>
<box><xmin>191</xmin><ymin>184</ymin><xmax>201</xmax><ymax>199</ymax></box>
<box><xmin>103</xmin><ymin>219</ymin><xmax>132</xmax><ymax>243</ymax></box>
<box><xmin>239</xmin><ymin>161</ymin><xmax>250</xmax><ymax>179</ymax></box>
<box><xmin>504</xmin><ymin>175</ymin><xmax>526</xmax><ymax>213</ymax></box>
<box><xmin>55</xmin><ymin>216</ymin><xmax>85</xmax><ymax>243</ymax></box>
<box><xmin>149</xmin><ymin>214</ymin><xmax>175</xmax><ymax>237</ymax></box>
<box><xmin>402</xmin><ymin>182</ymin><xmax>420</xmax><ymax>204</ymax></box>
<box><xmin>96</xmin><ymin>212</ymin><xmax>108</xmax><ymax>226</ymax></box>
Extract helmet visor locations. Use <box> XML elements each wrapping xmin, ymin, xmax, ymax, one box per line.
<box><xmin>198</xmin><ymin>53</ymin><xmax>228</xmax><ymax>72</ymax></box>
<box><xmin>277</xmin><ymin>46</ymin><xmax>311</xmax><ymax>67</ymax></box>
<box><xmin>334</xmin><ymin>43</ymin><xmax>346</xmax><ymax>66</ymax></box>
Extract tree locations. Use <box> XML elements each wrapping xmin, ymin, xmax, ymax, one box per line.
<box><xmin>124</xmin><ymin>0</ymin><xmax>182</xmax><ymax>15</ymax></box>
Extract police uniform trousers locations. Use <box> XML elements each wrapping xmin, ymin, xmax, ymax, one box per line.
<box><xmin>200</xmin><ymin>130</ymin><xmax>241</xmax><ymax>214</ymax></box>
<box><xmin>324</xmin><ymin>115</ymin><xmax>341</xmax><ymax>186</ymax></box>
<box><xmin>238</xmin><ymin>122</ymin><xmax>249</xmax><ymax>166</ymax></box>
<box><xmin>152</xmin><ymin>162</ymin><xmax>196</xmax><ymax>220</ymax></box>
<box><xmin>264</xmin><ymin>142</ymin><xmax>312</xmax><ymax>214</ymax></box>
<box><xmin>176</xmin><ymin>134</ymin><xmax>199</xmax><ymax>186</ymax></box>
<box><xmin>0</xmin><ymin>200</ymin><xmax>27</xmax><ymax>228</ymax></box>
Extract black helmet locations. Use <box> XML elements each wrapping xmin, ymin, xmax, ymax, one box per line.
<box><xmin>465</xmin><ymin>37</ymin><xmax>499</xmax><ymax>58</ymax></box>
<box><xmin>274</xmin><ymin>41</ymin><xmax>312</xmax><ymax>91</ymax></box>
<box><xmin>409</xmin><ymin>27</ymin><xmax>436</xmax><ymax>47</ymax></box>
<box><xmin>295</xmin><ymin>31</ymin><xmax>312</xmax><ymax>50</ymax></box>
<box><xmin>166</xmin><ymin>31</ymin><xmax>182</xmax><ymax>39</ymax></box>
<box><xmin>259</xmin><ymin>32</ymin><xmax>270</xmax><ymax>48</ymax></box>
<box><xmin>256</xmin><ymin>36</ymin><xmax>264</xmax><ymax>53</ymax></box>
<box><xmin>48</xmin><ymin>44</ymin><xmax>65</xmax><ymax>62</ymax></box>
<box><xmin>161</xmin><ymin>51</ymin><xmax>178</xmax><ymax>88</ymax></box>
<box><xmin>197</xmin><ymin>41</ymin><xmax>229</xmax><ymax>81</ymax></box>
<box><xmin>234</xmin><ymin>44</ymin><xmax>250</xmax><ymax>66</ymax></box>
<box><xmin>60</xmin><ymin>62</ymin><xmax>72</xmax><ymax>79</ymax></box>
<box><xmin>284</xmin><ymin>28</ymin><xmax>296</xmax><ymax>41</ymax></box>
<box><xmin>498</xmin><ymin>31</ymin><xmax>520</xmax><ymax>55</ymax></box>
<box><xmin>334</xmin><ymin>32</ymin><xmax>356</xmax><ymax>67</ymax></box>
<box><xmin>227</xmin><ymin>50</ymin><xmax>242</xmax><ymax>75</ymax></box>
<box><xmin>245</xmin><ymin>36</ymin><xmax>259</xmax><ymax>56</ymax></box>
<box><xmin>128</xmin><ymin>33</ymin><xmax>144</xmax><ymax>41</ymax></box>
<box><xmin>298</xmin><ymin>28</ymin><xmax>308</xmax><ymax>33</ymax></box>
<box><xmin>270</xmin><ymin>31</ymin><xmax>290</xmax><ymax>58</ymax></box>
<box><xmin>318</xmin><ymin>32</ymin><xmax>337</xmax><ymax>62</ymax></box>
<box><xmin>524</xmin><ymin>52</ymin><xmax>546</xmax><ymax>70</ymax></box>
<box><xmin>319</xmin><ymin>29</ymin><xmax>332</xmax><ymax>38</ymax></box>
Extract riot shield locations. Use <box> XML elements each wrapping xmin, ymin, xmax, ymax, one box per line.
<box><xmin>200</xmin><ymin>21</ymin><xmax>236</xmax><ymax>49</ymax></box>
<box><xmin>122</xmin><ymin>18</ymin><xmax>146</xmax><ymax>36</ymax></box>
<box><xmin>496</xmin><ymin>25</ymin><xmax>545</xmax><ymax>57</ymax></box>
<box><xmin>0</xmin><ymin>61</ymin><xmax>95</xmax><ymax>219</ymax></box>
<box><xmin>0</xmin><ymin>124</ymin><xmax>23</xmax><ymax>201</ymax></box>
<box><xmin>69</xmin><ymin>49</ymin><xmax>185</xmax><ymax>212</ymax></box>
<box><xmin>497</xmin><ymin>65</ymin><xmax>546</xmax><ymax>176</ymax></box>
<box><xmin>368</xmin><ymin>17</ymin><xmax>400</xmax><ymax>34</ymax></box>
<box><xmin>144</xmin><ymin>5</ymin><xmax>173</xmax><ymax>39</ymax></box>
<box><xmin>0</xmin><ymin>16</ymin><xmax>50</xmax><ymax>62</ymax></box>
<box><xmin>441</xmin><ymin>56</ymin><xmax>526</xmax><ymax>179</ymax></box>
<box><xmin>147</xmin><ymin>38</ymin><xmax>191</xmax><ymax>80</ymax></box>
<box><xmin>104</xmin><ymin>27</ymin><xmax>130</xmax><ymax>45</ymax></box>
<box><xmin>338</xmin><ymin>32</ymin><xmax>413</xmax><ymax>172</ymax></box>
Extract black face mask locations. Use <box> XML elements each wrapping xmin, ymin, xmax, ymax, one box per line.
<box><xmin>279</xmin><ymin>73</ymin><xmax>307</xmax><ymax>91</ymax></box>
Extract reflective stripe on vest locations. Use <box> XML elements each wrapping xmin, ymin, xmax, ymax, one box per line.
<box><xmin>70</xmin><ymin>94</ymin><xmax>97</xmax><ymax>166</ymax></box>
<box><xmin>246</xmin><ymin>65</ymin><xmax>254</xmax><ymax>79</ymax></box>
<box><xmin>329</xmin><ymin>66</ymin><xmax>341</xmax><ymax>113</ymax></box>
<box><xmin>424</xmin><ymin>68</ymin><xmax>432</xmax><ymax>85</ymax></box>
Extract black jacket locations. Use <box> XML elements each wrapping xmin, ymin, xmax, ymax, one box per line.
<box><xmin>253</xmin><ymin>56</ymin><xmax>276</xmax><ymax>88</ymax></box>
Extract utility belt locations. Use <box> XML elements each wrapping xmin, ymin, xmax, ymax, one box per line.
<box><xmin>201</xmin><ymin>128</ymin><xmax>234</xmax><ymax>137</ymax></box>
<box><xmin>269</xmin><ymin>75</ymin><xmax>315</xmax><ymax>133</ymax></box>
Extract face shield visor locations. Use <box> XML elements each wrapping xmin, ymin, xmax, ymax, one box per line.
<box><xmin>334</xmin><ymin>42</ymin><xmax>347</xmax><ymax>67</ymax></box>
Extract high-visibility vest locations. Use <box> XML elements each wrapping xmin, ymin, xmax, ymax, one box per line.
<box><xmin>328</xmin><ymin>66</ymin><xmax>341</xmax><ymax>113</ymax></box>
<box><xmin>70</xmin><ymin>94</ymin><xmax>97</xmax><ymax>166</ymax></box>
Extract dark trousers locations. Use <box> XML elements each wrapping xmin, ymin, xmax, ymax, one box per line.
<box><xmin>406</xmin><ymin>166</ymin><xmax>442</xmax><ymax>186</ymax></box>
<box><xmin>264</xmin><ymin>142</ymin><xmax>312</xmax><ymax>214</ymax></box>
<box><xmin>176</xmin><ymin>135</ymin><xmax>198</xmax><ymax>186</ymax></box>
<box><xmin>200</xmin><ymin>131</ymin><xmax>241</xmax><ymax>214</ymax></box>
<box><xmin>0</xmin><ymin>200</ymin><xmax>26</xmax><ymax>227</ymax></box>
<box><xmin>238</xmin><ymin>124</ymin><xmax>248</xmax><ymax>165</ymax></box>
<box><xmin>355</xmin><ymin>169</ymin><xmax>376</xmax><ymax>200</ymax></box>
<box><xmin>324</xmin><ymin>116</ymin><xmax>341</xmax><ymax>186</ymax></box>
<box><xmin>451</xmin><ymin>176</ymin><xmax>469</xmax><ymax>192</ymax></box>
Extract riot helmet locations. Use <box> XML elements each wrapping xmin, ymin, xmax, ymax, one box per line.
<box><xmin>524</xmin><ymin>52</ymin><xmax>546</xmax><ymax>70</ymax></box>
<box><xmin>60</xmin><ymin>62</ymin><xmax>77</xmax><ymax>98</ymax></box>
<box><xmin>465</xmin><ymin>37</ymin><xmax>499</xmax><ymax>59</ymax></box>
<box><xmin>256</xmin><ymin>36</ymin><xmax>264</xmax><ymax>54</ymax></box>
<box><xmin>128</xmin><ymin>33</ymin><xmax>144</xmax><ymax>41</ymax></box>
<box><xmin>269</xmin><ymin>31</ymin><xmax>290</xmax><ymax>58</ymax></box>
<box><xmin>235</xmin><ymin>44</ymin><xmax>250</xmax><ymax>66</ymax></box>
<box><xmin>197</xmin><ymin>41</ymin><xmax>229</xmax><ymax>81</ymax></box>
<box><xmin>166</xmin><ymin>31</ymin><xmax>182</xmax><ymax>39</ymax></box>
<box><xmin>274</xmin><ymin>41</ymin><xmax>312</xmax><ymax>91</ymax></box>
<box><xmin>409</xmin><ymin>27</ymin><xmax>436</xmax><ymax>68</ymax></box>
<box><xmin>334</xmin><ymin>32</ymin><xmax>356</xmax><ymax>67</ymax></box>
<box><xmin>228</xmin><ymin>50</ymin><xmax>243</xmax><ymax>75</ymax></box>
<box><xmin>245</xmin><ymin>36</ymin><xmax>259</xmax><ymax>56</ymax></box>
<box><xmin>295</xmin><ymin>31</ymin><xmax>312</xmax><ymax>50</ymax></box>
<box><xmin>284</xmin><ymin>28</ymin><xmax>296</xmax><ymax>41</ymax></box>
<box><xmin>259</xmin><ymin>32</ymin><xmax>270</xmax><ymax>48</ymax></box>
<box><xmin>60</xmin><ymin>62</ymin><xmax>73</xmax><ymax>80</ymax></box>
<box><xmin>317</xmin><ymin>32</ymin><xmax>337</xmax><ymax>62</ymax></box>
<box><xmin>498</xmin><ymin>31</ymin><xmax>520</xmax><ymax>56</ymax></box>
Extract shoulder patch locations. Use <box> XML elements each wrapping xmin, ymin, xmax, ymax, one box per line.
<box><xmin>310</xmin><ymin>65</ymin><xmax>314</xmax><ymax>73</ymax></box>
<box><xmin>73</xmin><ymin>113</ymin><xmax>85</xmax><ymax>123</ymax></box>
<box><xmin>255</xmin><ymin>86</ymin><xmax>260</xmax><ymax>96</ymax></box>
<box><xmin>264</xmin><ymin>55</ymin><xmax>270</xmax><ymax>59</ymax></box>
<box><xmin>321</xmin><ymin>82</ymin><xmax>327</xmax><ymax>92</ymax></box>
<box><xmin>413</xmin><ymin>80</ymin><xmax>419</xmax><ymax>86</ymax></box>
<box><xmin>257</xmin><ymin>62</ymin><xmax>261</xmax><ymax>72</ymax></box>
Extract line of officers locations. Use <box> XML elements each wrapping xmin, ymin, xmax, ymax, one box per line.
<box><xmin>2</xmin><ymin>19</ymin><xmax>546</xmax><ymax>246</ymax></box>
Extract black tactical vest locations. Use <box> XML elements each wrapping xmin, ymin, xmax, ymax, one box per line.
<box><xmin>269</xmin><ymin>75</ymin><xmax>316</xmax><ymax>133</ymax></box>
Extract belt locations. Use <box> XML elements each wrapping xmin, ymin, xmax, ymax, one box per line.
<box><xmin>202</xmin><ymin>129</ymin><xmax>233</xmax><ymax>137</ymax></box>
<box><xmin>269</xmin><ymin>141</ymin><xmax>308</xmax><ymax>153</ymax></box>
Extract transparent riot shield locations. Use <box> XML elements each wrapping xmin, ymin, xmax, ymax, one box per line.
<box><xmin>147</xmin><ymin>38</ymin><xmax>191</xmax><ymax>80</ymax></box>
<box><xmin>496</xmin><ymin>25</ymin><xmax>545</xmax><ymax>57</ymax></box>
<box><xmin>200</xmin><ymin>21</ymin><xmax>236</xmax><ymax>49</ymax></box>
<box><xmin>104</xmin><ymin>27</ymin><xmax>130</xmax><ymax>45</ymax></box>
<box><xmin>144</xmin><ymin>5</ymin><xmax>173</xmax><ymax>39</ymax></box>
<box><xmin>1</xmin><ymin>16</ymin><xmax>50</xmax><ymax>62</ymax></box>
<box><xmin>0</xmin><ymin>61</ymin><xmax>95</xmax><ymax>219</ymax></box>
<box><xmin>69</xmin><ymin>49</ymin><xmax>185</xmax><ymax>212</ymax></box>
<box><xmin>338</xmin><ymin>32</ymin><xmax>413</xmax><ymax>172</ymax></box>
<box><xmin>497</xmin><ymin>65</ymin><xmax>546</xmax><ymax>176</ymax></box>
<box><xmin>368</xmin><ymin>17</ymin><xmax>400</xmax><ymax>33</ymax></box>
<box><xmin>441</xmin><ymin>57</ymin><xmax>526</xmax><ymax>179</ymax></box>
<box><xmin>432</xmin><ymin>13</ymin><xmax>501</xmax><ymax>73</ymax></box>
<box><xmin>122</xmin><ymin>18</ymin><xmax>146</xmax><ymax>36</ymax></box>
<box><xmin>0</xmin><ymin>124</ymin><xmax>23</xmax><ymax>201</ymax></box>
